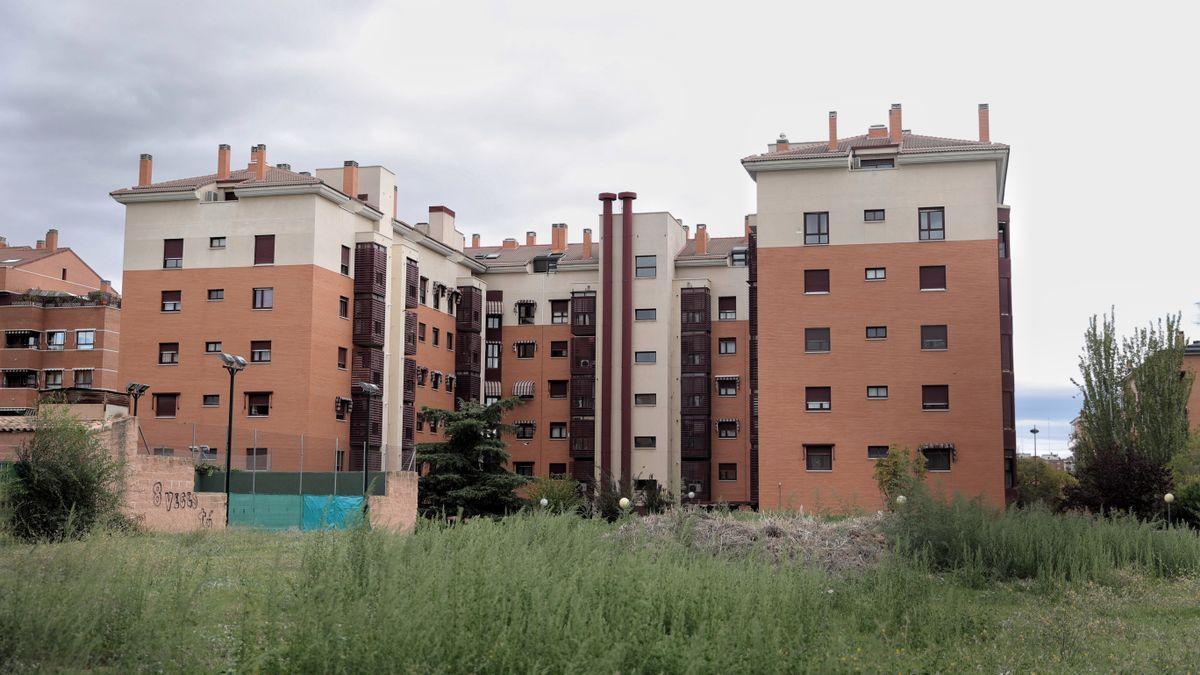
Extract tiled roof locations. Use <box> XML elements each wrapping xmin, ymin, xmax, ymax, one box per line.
<box><xmin>0</xmin><ymin>416</ymin><xmax>37</xmax><ymax>432</ymax></box>
<box><xmin>467</xmin><ymin>242</ymin><xmax>598</xmax><ymax>268</ymax></box>
<box><xmin>742</xmin><ymin>131</ymin><xmax>1007</xmax><ymax>164</ymax></box>
<box><xmin>110</xmin><ymin>165</ymin><xmax>323</xmax><ymax>196</ymax></box>
<box><xmin>676</xmin><ymin>236</ymin><xmax>747</xmax><ymax>259</ymax></box>
<box><xmin>0</xmin><ymin>247</ymin><xmax>62</xmax><ymax>267</ymax></box>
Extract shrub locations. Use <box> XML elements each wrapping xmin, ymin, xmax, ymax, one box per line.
<box><xmin>4</xmin><ymin>406</ymin><xmax>129</xmax><ymax>541</ymax></box>
<box><xmin>1064</xmin><ymin>445</ymin><xmax>1172</xmax><ymax>519</ymax></box>
<box><xmin>873</xmin><ymin>444</ymin><xmax>926</xmax><ymax>508</ymax></box>
<box><xmin>527</xmin><ymin>477</ymin><xmax>584</xmax><ymax>515</ymax></box>
<box><xmin>1015</xmin><ymin>456</ymin><xmax>1076</xmax><ymax>510</ymax></box>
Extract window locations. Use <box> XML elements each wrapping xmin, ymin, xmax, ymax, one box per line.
<box><xmin>551</xmin><ymin>300</ymin><xmax>569</xmax><ymax>324</ymax></box>
<box><xmin>252</xmin><ymin>287</ymin><xmax>273</xmax><ymax>309</ymax></box>
<box><xmin>44</xmin><ymin>370</ymin><xmax>63</xmax><ymax>388</ymax></box>
<box><xmin>866</xmin><ymin>326</ymin><xmax>887</xmax><ymax>340</ymax></box>
<box><xmin>447</xmin><ymin>332</ymin><xmax>454</xmax><ymax>350</ymax></box>
<box><xmin>418</xmin><ymin>322</ymin><xmax>427</xmax><ymax>342</ymax></box>
<box><xmin>514</xmin><ymin>462</ymin><xmax>535</xmax><ymax>476</ymax></box>
<box><xmin>634</xmin><ymin>351</ymin><xmax>656</xmax><ymax>364</ymax></box>
<box><xmin>868</xmin><ymin>445</ymin><xmax>890</xmax><ymax>460</ymax></box>
<box><xmin>205</xmin><ymin>341</ymin><xmax>222</xmax><ymax>353</ymax></box>
<box><xmin>730</xmin><ymin>248</ymin><xmax>748</xmax><ymax>266</ymax></box>
<box><xmin>46</xmin><ymin>331</ymin><xmax>65</xmax><ymax>351</ymax></box>
<box><xmin>154</xmin><ymin>393</ymin><xmax>178</xmax><ymax>418</ymax></box>
<box><xmin>549</xmin><ymin>463</ymin><xmax>567</xmax><ymax>478</ymax></box>
<box><xmin>246</xmin><ymin>447</ymin><xmax>269</xmax><ymax>471</ymax></box>
<box><xmin>486</xmin><ymin>342</ymin><xmax>501</xmax><ymax>369</ymax></box>
<box><xmin>718</xmin><ymin>338</ymin><xmax>736</xmax><ymax>355</ymax></box>
<box><xmin>433</xmin><ymin>286</ymin><xmax>441</xmax><ymax>310</ymax></box>
<box><xmin>923</xmin><ymin>447</ymin><xmax>953</xmax><ymax>471</ymax></box>
<box><xmin>635</xmin><ymin>255</ymin><xmax>657</xmax><ymax>278</ymax></box>
<box><xmin>805</xmin><ymin>386</ymin><xmax>831</xmax><ymax>411</ymax></box>
<box><xmin>203</xmin><ymin>394</ymin><xmax>220</xmax><ymax>407</ymax></box>
<box><xmin>532</xmin><ymin>255</ymin><xmax>559</xmax><ymax>273</ymax></box>
<box><xmin>339</xmin><ymin>296</ymin><xmax>349</xmax><ymax>318</ymax></box>
<box><xmin>635</xmin><ymin>308</ymin><xmax>657</xmax><ymax>321</ymax></box>
<box><xmin>717</xmin><ymin>378</ymin><xmax>738</xmax><ymax>397</ymax></box>
<box><xmin>340</xmin><ymin>245</ymin><xmax>351</xmax><ymax>275</ymax></box>
<box><xmin>432</xmin><ymin>328</ymin><xmax>440</xmax><ymax>346</ymax></box>
<box><xmin>718</xmin><ymin>297</ymin><xmax>736</xmax><ymax>320</ymax></box>
<box><xmin>865</xmin><ymin>267</ymin><xmax>886</xmax><ymax>281</ymax></box>
<box><xmin>161</xmin><ymin>290</ymin><xmax>181</xmax><ymax>312</ymax></box>
<box><xmin>922</xmin><ymin>385</ymin><xmax>950</xmax><ymax>411</ymax></box>
<box><xmin>998</xmin><ymin>222</ymin><xmax>1009</xmax><ymax>259</ymax></box>
<box><xmin>804</xmin><ymin>269</ymin><xmax>830</xmax><ymax>294</ymax></box>
<box><xmin>250</xmin><ymin>340</ymin><xmax>271</xmax><ymax>363</ymax></box>
<box><xmin>918</xmin><ymin>207</ymin><xmax>945</xmax><ymax>240</ymax></box>
<box><xmin>717</xmin><ymin>421</ymin><xmax>738</xmax><ymax>439</ymax></box>
<box><xmin>634</xmin><ymin>436</ymin><xmax>656</xmax><ymax>448</ymax></box>
<box><xmin>921</xmin><ymin>325</ymin><xmax>948</xmax><ymax>350</ymax></box>
<box><xmin>549</xmin><ymin>341</ymin><xmax>568</xmax><ymax>358</ymax></box>
<box><xmin>163</xmin><ymin>238</ymin><xmax>183</xmax><ymax>268</ymax></box>
<box><xmin>487</xmin><ymin>314</ymin><xmax>501</xmax><ymax>330</ymax></box>
<box><xmin>805</xmin><ymin>328</ymin><xmax>830</xmax><ymax>353</ymax></box>
<box><xmin>208</xmin><ymin>289</ymin><xmax>224</xmax><ymax>301</ymax></box>
<box><xmin>718</xmin><ymin>463</ymin><xmax>738</xmax><ymax>480</ymax></box>
<box><xmin>516</xmin><ymin>342</ymin><xmax>536</xmax><ymax>359</ymax></box>
<box><xmin>337</xmin><ymin>347</ymin><xmax>348</xmax><ymax>369</ymax></box>
<box><xmin>548</xmin><ymin>380</ymin><xmax>568</xmax><ymax>398</ymax></box>
<box><xmin>416</xmin><ymin>368</ymin><xmax>427</xmax><ymax>386</ymax></box>
<box><xmin>335</xmin><ymin>397</ymin><xmax>351</xmax><ymax>421</ymax></box>
<box><xmin>867</xmin><ymin>385</ymin><xmax>889</xmax><ymax>400</ymax></box>
<box><xmin>247</xmin><ymin>392</ymin><xmax>271</xmax><ymax>416</ymax></box>
<box><xmin>254</xmin><ymin>234</ymin><xmax>275</xmax><ymax>264</ymax></box>
<box><xmin>73</xmin><ymin>370</ymin><xmax>92</xmax><ymax>388</ymax></box>
<box><xmin>919</xmin><ymin>265</ymin><xmax>947</xmax><ymax>290</ymax></box>
<box><xmin>864</xmin><ymin>209</ymin><xmax>885</xmax><ymax>222</ymax></box>
<box><xmin>485</xmin><ymin>395</ymin><xmax>500</xmax><ymax>407</ymax></box>
<box><xmin>515</xmin><ymin>423</ymin><xmax>536</xmax><ymax>440</ymax></box>
<box><xmin>634</xmin><ymin>393</ymin><xmax>656</xmax><ymax>406</ymax></box>
<box><xmin>859</xmin><ymin>157</ymin><xmax>894</xmax><ymax>169</ymax></box>
<box><xmin>805</xmin><ymin>445</ymin><xmax>833</xmax><ymax>471</ymax></box>
<box><xmin>549</xmin><ymin>422</ymin><xmax>567</xmax><ymax>439</ymax></box>
<box><xmin>158</xmin><ymin>342</ymin><xmax>179</xmax><ymax>365</ymax></box>
<box><xmin>210</xmin><ymin>236</ymin><xmax>226</xmax><ymax>249</ymax></box>
<box><xmin>804</xmin><ymin>212</ymin><xmax>829</xmax><ymax>245</ymax></box>
<box><xmin>430</xmin><ymin>372</ymin><xmax>441</xmax><ymax>390</ymax></box>
<box><xmin>517</xmin><ymin>301</ymin><xmax>535</xmax><ymax>325</ymax></box>
<box><xmin>419</xmin><ymin>277</ymin><xmax>428</xmax><ymax>304</ymax></box>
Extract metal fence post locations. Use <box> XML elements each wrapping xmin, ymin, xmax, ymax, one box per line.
<box><xmin>299</xmin><ymin>434</ymin><xmax>305</xmax><ymax>530</ymax></box>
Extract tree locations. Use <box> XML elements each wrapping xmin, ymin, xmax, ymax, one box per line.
<box><xmin>1015</xmin><ymin>456</ymin><xmax>1076</xmax><ymax>510</ymax></box>
<box><xmin>872</xmin><ymin>444</ymin><xmax>927</xmax><ymax>509</ymax></box>
<box><xmin>5</xmin><ymin>404</ymin><xmax>128</xmax><ymax>541</ymax></box>
<box><xmin>416</xmin><ymin>398</ymin><xmax>529</xmax><ymax>518</ymax></box>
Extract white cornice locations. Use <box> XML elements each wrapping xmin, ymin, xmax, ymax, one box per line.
<box><xmin>392</xmin><ymin>220</ymin><xmax>487</xmax><ymax>272</ymax></box>
<box><xmin>109</xmin><ymin>190</ymin><xmax>199</xmax><ymax>204</ymax></box>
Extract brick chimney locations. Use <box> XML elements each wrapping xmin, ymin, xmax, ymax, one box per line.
<box><xmin>888</xmin><ymin>104</ymin><xmax>903</xmax><ymax>143</ymax></box>
<box><xmin>776</xmin><ymin>133</ymin><xmax>789</xmax><ymax>152</ymax></box>
<box><xmin>342</xmin><ymin>161</ymin><xmax>359</xmax><ymax>199</ymax></box>
<box><xmin>254</xmin><ymin>144</ymin><xmax>267</xmax><ymax>181</ymax></box>
<box><xmin>551</xmin><ymin>223</ymin><xmax>568</xmax><ymax>252</ymax></box>
<box><xmin>0</xmin><ymin>237</ymin><xmax>7</xmax><ymax>248</ymax></box>
<box><xmin>138</xmin><ymin>153</ymin><xmax>153</xmax><ymax>187</ymax></box>
<box><xmin>471</xmin><ymin>233</ymin><xmax>481</xmax><ymax>247</ymax></box>
<box><xmin>978</xmin><ymin>103</ymin><xmax>990</xmax><ymax>143</ymax></box>
<box><xmin>582</xmin><ymin>228</ymin><xmax>593</xmax><ymax>259</ymax></box>
<box><xmin>828</xmin><ymin>111</ymin><xmax>838</xmax><ymax>151</ymax></box>
<box><xmin>100</xmin><ymin>280</ymin><xmax>113</xmax><ymax>295</ymax></box>
<box><xmin>682</xmin><ymin>225</ymin><xmax>689</xmax><ymax>240</ymax></box>
<box><xmin>695</xmin><ymin>224</ymin><xmax>709</xmax><ymax>255</ymax></box>
<box><xmin>44</xmin><ymin>229</ymin><xmax>58</xmax><ymax>252</ymax></box>
<box><xmin>35</xmin><ymin>240</ymin><xmax>45</xmax><ymax>249</ymax></box>
<box><xmin>217</xmin><ymin>144</ymin><xmax>231</xmax><ymax>180</ymax></box>
<box><xmin>502</xmin><ymin>238</ymin><xmax>518</xmax><ymax>249</ymax></box>
<box><xmin>526</xmin><ymin>231</ymin><xmax>537</xmax><ymax>246</ymax></box>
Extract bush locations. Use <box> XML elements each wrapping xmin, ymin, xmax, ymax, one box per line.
<box><xmin>527</xmin><ymin>477</ymin><xmax>584</xmax><ymax>514</ymax></box>
<box><xmin>873</xmin><ymin>444</ymin><xmax>926</xmax><ymax>508</ymax></box>
<box><xmin>1015</xmin><ymin>456</ymin><xmax>1076</xmax><ymax>510</ymax></box>
<box><xmin>1065</xmin><ymin>445</ymin><xmax>1173</xmax><ymax>519</ymax></box>
<box><xmin>4</xmin><ymin>406</ymin><xmax>129</xmax><ymax>541</ymax></box>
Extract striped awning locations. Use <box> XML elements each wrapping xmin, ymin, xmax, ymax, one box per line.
<box><xmin>1</xmin><ymin>368</ymin><xmax>35</xmax><ymax>373</ymax></box>
<box><xmin>487</xmin><ymin>301</ymin><xmax>504</xmax><ymax>315</ymax></box>
<box><xmin>716</xmin><ymin>418</ymin><xmax>740</xmax><ymax>427</ymax></box>
<box><xmin>514</xmin><ymin>419</ymin><xmax>536</xmax><ymax>426</ymax></box>
<box><xmin>4</xmin><ymin>329</ymin><xmax>37</xmax><ymax>334</ymax></box>
<box><xmin>485</xmin><ymin>380</ymin><xmax>501</xmax><ymax>397</ymax></box>
<box><xmin>919</xmin><ymin>442</ymin><xmax>956</xmax><ymax>451</ymax></box>
<box><xmin>512</xmin><ymin>380</ymin><xmax>535</xmax><ymax>397</ymax></box>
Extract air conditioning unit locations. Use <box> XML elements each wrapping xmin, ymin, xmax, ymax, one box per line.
<box><xmin>580</xmin><ymin>359</ymin><xmax>591</xmax><ymax>367</ymax></box>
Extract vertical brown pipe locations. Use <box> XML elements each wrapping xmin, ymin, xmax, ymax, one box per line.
<box><xmin>599</xmin><ymin>193</ymin><xmax>616</xmax><ymax>483</ymax></box>
<box><xmin>217</xmin><ymin>144</ymin><xmax>231</xmax><ymax>180</ymax></box>
<box><xmin>138</xmin><ymin>154</ymin><xmax>153</xmax><ymax>187</ymax></box>
<box><xmin>618</xmin><ymin>190</ymin><xmax>637</xmax><ymax>494</ymax></box>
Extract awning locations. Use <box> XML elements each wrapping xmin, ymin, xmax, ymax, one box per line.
<box><xmin>919</xmin><ymin>442</ymin><xmax>956</xmax><ymax>451</ymax></box>
<box><xmin>514</xmin><ymin>419</ymin><xmax>536</xmax><ymax>426</ymax></box>
<box><xmin>716</xmin><ymin>418</ymin><xmax>741</xmax><ymax>428</ymax></box>
<box><xmin>512</xmin><ymin>380</ymin><xmax>535</xmax><ymax>397</ymax></box>
<box><xmin>3</xmin><ymin>329</ymin><xmax>37</xmax><ymax>335</ymax></box>
<box><xmin>714</xmin><ymin>375</ymin><xmax>740</xmax><ymax>380</ymax></box>
<box><xmin>487</xmin><ymin>301</ymin><xmax>504</xmax><ymax>315</ymax></box>
<box><xmin>0</xmin><ymin>368</ymin><xmax>35</xmax><ymax>373</ymax></box>
<box><xmin>485</xmin><ymin>380</ymin><xmax>501</xmax><ymax>397</ymax></box>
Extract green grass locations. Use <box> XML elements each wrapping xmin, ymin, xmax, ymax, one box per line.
<box><xmin>1</xmin><ymin>513</ymin><xmax>1199</xmax><ymax>672</ymax></box>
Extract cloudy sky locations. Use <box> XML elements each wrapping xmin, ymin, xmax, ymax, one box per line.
<box><xmin>3</xmin><ymin>1</ymin><xmax>1197</xmax><ymax>454</ymax></box>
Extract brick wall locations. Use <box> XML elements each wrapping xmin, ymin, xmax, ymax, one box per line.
<box><xmin>367</xmin><ymin>471</ymin><xmax>418</xmax><ymax>532</ymax></box>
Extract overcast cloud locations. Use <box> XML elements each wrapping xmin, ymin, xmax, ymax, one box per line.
<box><xmin>3</xmin><ymin>1</ymin><xmax>1198</xmax><ymax>455</ymax></box>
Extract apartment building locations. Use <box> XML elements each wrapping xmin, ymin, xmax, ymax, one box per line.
<box><xmin>0</xmin><ymin>229</ymin><xmax>123</xmax><ymax>416</ymax></box>
<box><xmin>743</xmin><ymin>104</ymin><xmax>1014</xmax><ymax>510</ymax></box>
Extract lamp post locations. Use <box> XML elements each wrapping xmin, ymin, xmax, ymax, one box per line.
<box><xmin>219</xmin><ymin>353</ymin><xmax>247</xmax><ymax>526</ymax></box>
<box><xmin>125</xmin><ymin>382</ymin><xmax>149</xmax><ymax>416</ymax></box>
<box><xmin>356</xmin><ymin>382</ymin><xmax>382</xmax><ymax>514</ymax></box>
<box><xmin>1165</xmin><ymin>492</ymin><xmax>1175</xmax><ymax>527</ymax></box>
<box><xmin>1029</xmin><ymin>426</ymin><xmax>1040</xmax><ymax>458</ymax></box>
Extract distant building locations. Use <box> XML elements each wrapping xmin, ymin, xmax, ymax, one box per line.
<box><xmin>0</xmin><ymin>229</ymin><xmax>123</xmax><ymax>417</ymax></box>
<box><xmin>1186</xmin><ymin>340</ymin><xmax>1200</xmax><ymax>432</ymax></box>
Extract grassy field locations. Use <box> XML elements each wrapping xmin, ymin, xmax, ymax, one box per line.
<box><xmin>1</xmin><ymin>506</ymin><xmax>1199</xmax><ymax>673</ymax></box>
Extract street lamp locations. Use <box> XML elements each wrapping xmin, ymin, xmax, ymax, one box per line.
<box><xmin>356</xmin><ymin>382</ymin><xmax>382</xmax><ymax>513</ymax></box>
<box><xmin>219</xmin><ymin>353</ymin><xmax>247</xmax><ymax>526</ymax></box>
<box><xmin>1029</xmin><ymin>426</ymin><xmax>1040</xmax><ymax>458</ymax></box>
<box><xmin>125</xmin><ymin>382</ymin><xmax>149</xmax><ymax>416</ymax></box>
<box><xmin>1165</xmin><ymin>492</ymin><xmax>1175</xmax><ymax>526</ymax></box>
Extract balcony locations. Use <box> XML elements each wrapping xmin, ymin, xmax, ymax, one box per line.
<box><xmin>353</xmin><ymin>242</ymin><xmax>388</xmax><ymax>297</ymax></box>
<box><xmin>456</xmin><ymin>286</ymin><xmax>483</xmax><ymax>333</ymax></box>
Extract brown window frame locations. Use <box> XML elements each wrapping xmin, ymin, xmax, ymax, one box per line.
<box><xmin>158</xmin><ymin>342</ymin><xmax>179</xmax><ymax>365</ymax></box>
<box><xmin>718</xmin><ymin>337</ymin><xmax>736</xmax><ymax>355</ymax></box>
<box><xmin>804</xmin><ymin>328</ymin><xmax>831</xmax><ymax>353</ymax></box>
<box><xmin>250</xmin><ymin>340</ymin><xmax>272</xmax><ymax>363</ymax></box>
<box><xmin>549</xmin><ymin>422</ymin><xmax>567</xmax><ymax>439</ymax></box>
<box><xmin>153</xmin><ymin>392</ymin><xmax>179</xmax><ymax>418</ymax></box>
<box><xmin>920</xmin><ymin>325</ymin><xmax>948</xmax><ymax>350</ymax></box>
<box><xmin>804</xmin><ymin>444</ymin><xmax>833</xmax><ymax>471</ymax></box>
<box><xmin>805</xmin><ymin>386</ymin><xmax>831</xmax><ymax>411</ymax></box>
<box><xmin>717</xmin><ymin>296</ymin><xmax>736</xmax><ymax>320</ymax></box>
<box><xmin>548</xmin><ymin>380</ymin><xmax>568</xmax><ymax>399</ymax></box>
<box><xmin>918</xmin><ymin>207</ymin><xmax>945</xmax><ymax>241</ymax></box>
<box><xmin>252</xmin><ymin>287</ymin><xmax>273</xmax><ymax>310</ymax></box>
<box><xmin>922</xmin><ymin>385</ymin><xmax>950</xmax><ymax>411</ymax></box>
<box><xmin>549</xmin><ymin>341</ymin><xmax>568</xmax><ymax>358</ymax></box>
<box><xmin>866</xmin><ymin>325</ymin><xmax>887</xmax><ymax>340</ymax></box>
<box><xmin>919</xmin><ymin>265</ymin><xmax>947</xmax><ymax>291</ymax></box>
<box><xmin>163</xmin><ymin>238</ymin><xmax>183</xmax><ymax>268</ymax></box>
<box><xmin>804</xmin><ymin>269</ymin><xmax>830</xmax><ymax>294</ymax></box>
<box><xmin>161</xmin><ymin>290</ymin><xmax>181</xmax><ymax>312</ymax></box>
<box><xmin>718</xmin><ymin>463</ymin><xmax>737</xmax><ymax>480</ymax></box>
<box><xmin>340</xmin><ymin>245</ymin><xmax>351</xmax><ymax>275</ymax></box>
<box><xmin>717</xmin><ymin>421</ymin><xmax>738</xmax><ymax>439</ymax></box>
<box><xmin>339</xmin><ymin>296</ymin><xmax>349</xmax><ymax>318</ymax></box>
<box><xmin>804</xmin><ymin>212</ymin><xmax>829</xmax><ymax>245</ymax></box>
<box><xmin>550</xmin><ymin>300</ymin><xmax>569</xmax><ymax>324</ymax></box>
<box><xmin>246</xmin><ymin>392</ymin><xmax>271</xmax><ymax>417</ymax></box>
<box><xmin>254</xmin><ymin>234</ymin><xmax>276</xmax><ymax>265</ymax></box>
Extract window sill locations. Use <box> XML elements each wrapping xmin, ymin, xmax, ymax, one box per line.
<box><xmin>921</xmin><ymin>348</ymin><xmax>948</xmax><ymax>352</ymax></box>
<box><xmin>920</xmin><ymin>288</ymin><xmax>947</xmax><ymax>292</ymax></box>
<box><xmin>718</xmin><ymin>352</ymin><xmax>737</xmax><ymax>357</ymax></box>
<box><xmin>867</xmin><ymin>398</ymin><xmax>888</xmax><ymax>401</ymax></box>
<box><xmin>804</xmin><ymin>350</ymin><xmax>830</xmax><ymax>354</ymax></box>
<box><xmin>866</xmin><ymin>338</ymin><xmax>887</xmax><ymax>342</ymax></box>
<box><xmin>922</xmin><ymin>408</ymin><xmax>950</xmax><ymax>412</ymax></box>
<box><xmin>805</xmin><ymin>409</ymin><xmax>831</xmax><ymax>413</ymax></box>
<box><xmin>804</xmin><ymin>291</ymin><xmax>829</xmax><ymax>296</ymax></box>
<box><xmin>805</xmin><ymin>469</ymin><xmax>833</xmax><ymax>473</ymax></box>
<box><xmin>927</xmin><ymin>469</ymin><xmax>952</xmax><ymax>473</ymax></box>
<box><xmin>253</xmin><ymin>263</ymin><xmax>275</xmax><ymax>267</ymax></box>
<box><xmin>865</xmin><ymin>278</ymin><xmax>886</xmax><ymax>282</ymax></box>
<box><xmin>155</xmin><ymin>416</ymin><xmax>176</xmax><ymax>420</ymax></box>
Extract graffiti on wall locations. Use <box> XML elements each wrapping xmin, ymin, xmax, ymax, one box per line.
<box><xmin>151</xmin><ymin>481</ymin><xmax>214</xmax><ymax>528</ymax></box>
